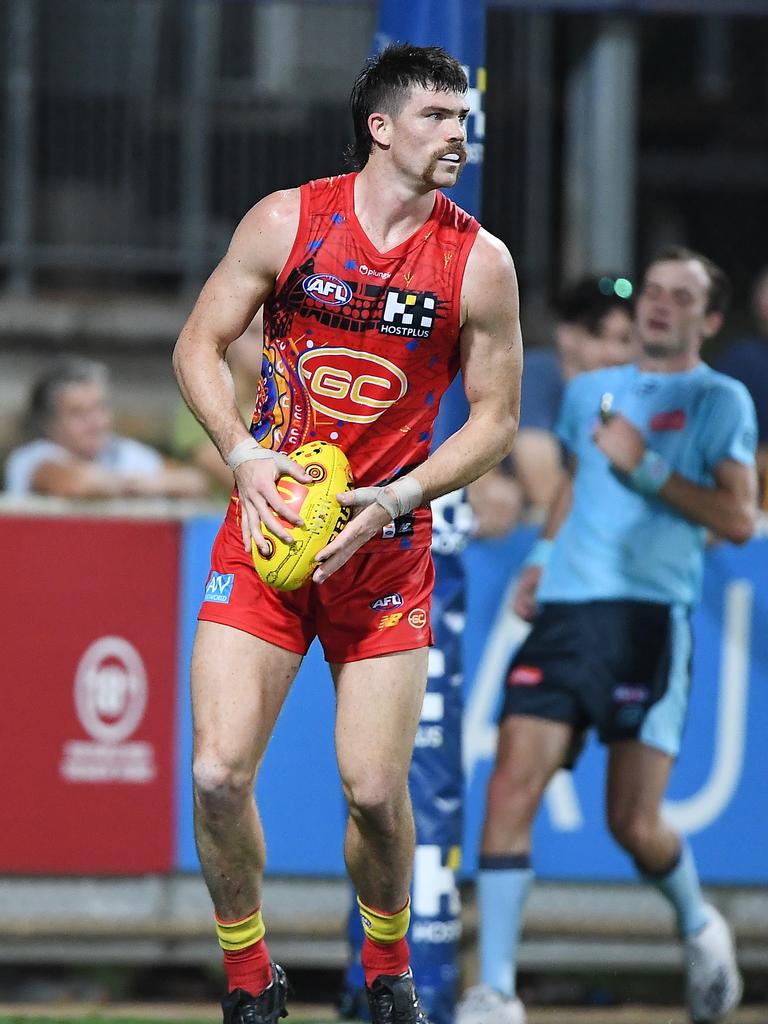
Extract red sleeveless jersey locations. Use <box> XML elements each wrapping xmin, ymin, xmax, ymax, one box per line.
<box><xmin>251</xmin><ymin>172</ymin><xmax>480</xmax><ymax>547</ymax></box>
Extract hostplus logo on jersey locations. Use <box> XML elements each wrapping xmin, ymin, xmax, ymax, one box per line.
<box><xmin>379</xmin><ymin>288</ymin><xmax>437</xmax><ymax>338</ymax></box>
<box><xmin>303</xmin><ymin>273</ymin><xmax>353</xmax><ymax>306</ymax></box>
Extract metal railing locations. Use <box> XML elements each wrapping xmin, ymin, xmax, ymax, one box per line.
<box><xmin>0</xmin><ymin>0</ymin><xmax>377</xmax><ymax>294</ymax></box>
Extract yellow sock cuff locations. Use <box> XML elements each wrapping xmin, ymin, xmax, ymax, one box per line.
<box><xmin>215</xmin><ymin>907</ymin><xmax>266</xmax><ymax>952</ymax></box>
<box><xmin>357</xmin><ymin>896</ymin><xmax>410</xmax><ymax>944</ymax></box>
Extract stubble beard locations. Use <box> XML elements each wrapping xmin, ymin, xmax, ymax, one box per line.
<box><xmin>641</xmin><ymin>335</ymin><xmax>690</xmax><ymax>360</ymax></box>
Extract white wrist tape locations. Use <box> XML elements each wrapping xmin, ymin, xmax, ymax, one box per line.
<box><xmin>226</xmin><ymin>438</ymin><xmax>296</xmax><ymax>475</ymax></box>
<box><xmin>374</xmin><ymin>477</ymin><xmax>424</xmax><ymax>519</ymax></box>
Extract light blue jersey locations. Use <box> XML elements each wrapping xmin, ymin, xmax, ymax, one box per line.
<box><xmin>539</xmin><ymin>363</ymin><xmax>757</xmax><ymax>606</ymax></box>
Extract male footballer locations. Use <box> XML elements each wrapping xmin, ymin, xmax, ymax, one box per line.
<box><xmin>173</xmin><ymin>43</ymin><xmax>522</xmax><ymax>1024</ymax></box>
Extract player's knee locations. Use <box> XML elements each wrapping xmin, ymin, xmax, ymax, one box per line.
<box><xmin>485</xmin><ymin>764</ymin><xmax>543</xmax><ymax>827</ymax></box>
<box><xmin>343</xmin><ymin>773</ymin><xmax>405</xmax><ymax>836</ymax></box>
<box><xmin>192</xmin><ymin>756</ymin><xmax>254</xmax><ymax>813</ymax></box>
<box><xmin>607</xmin><ymin>806</ymin><xmax>656</xmax><ymax>855</ymax></box>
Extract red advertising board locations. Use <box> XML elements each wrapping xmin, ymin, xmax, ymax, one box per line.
<box><xmin>0</xmin><ymin>516</ymin><xmax>180</xmax><ymax>873</ymax></box>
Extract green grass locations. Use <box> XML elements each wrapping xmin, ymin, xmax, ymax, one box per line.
<box><xmin>0</xmin><ymin>1018</ymin><xmax>206</xmax><ymax>1024</ymax></box>
<box><xmin>0</xmin><ymin>1015</ymin><xmax>325</xmax><ymax>1024</ymax></box>
<box><xmin>0</xmin><ymin>1019</ymin><xmax>325</xmax><ymax>1024</ymax></box>
<box><xmin>0</xmin><ymin>1019</ymin><xmax>201</xmax><ymax>1024</ymax></box>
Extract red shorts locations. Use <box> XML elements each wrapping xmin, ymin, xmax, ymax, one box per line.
<box><xmin>198</xmin><ymin>501</ymin><xmax>435</xmax><ymax>663</ymax></box>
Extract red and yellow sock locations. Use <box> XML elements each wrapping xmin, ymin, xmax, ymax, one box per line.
<box><xmin>215</xmin><ymin>907</ymin><xmax>272</xmax><ymax>995</ymax></box>
<box><xmin>357</xmin><ymin>895</ymin><xmax>411</xmax><ymax>987</ymax></box>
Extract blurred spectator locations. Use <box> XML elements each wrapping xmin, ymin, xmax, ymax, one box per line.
<box><xmin>468</xmin><ymin>276</ymin><xmax>636</xmax><ymax>533</ymax></box>
<box><xmin>713</xmin><ymin>266</ymin><xmax>768</xmax><ymax>505</ymax></box>
<box><xmin>172</xmin><ymin>312</ymin><xmax>263</xmax><ymax>498</ymax></box>
<box><xmin>4</xmin><ymin>356</ymin><xmax>208</xmax><ymax>499</ymax></box>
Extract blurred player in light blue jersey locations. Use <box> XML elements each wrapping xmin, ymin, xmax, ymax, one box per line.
<box><xmin>458</xmin><ymin>247</ymin><xmax>758</xmax><ymax>1024</ymax></box>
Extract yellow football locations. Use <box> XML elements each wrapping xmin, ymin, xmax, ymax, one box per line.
<box><xmin>251</xmin><ymin>442</ymin><xmax>353</xmax><ymax>591</ymax></box>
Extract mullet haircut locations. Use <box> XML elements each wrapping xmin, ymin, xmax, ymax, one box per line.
<box><xmin>346</xmin><ymin>43</ymin><xmax>467</xmax><ymax>170</ymax></box>
<box><xmin>651</xmin><ymin>245</ymin><xmax>732</xmax><ymax>316</ymax></box>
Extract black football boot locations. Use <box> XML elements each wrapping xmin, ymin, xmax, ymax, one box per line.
<box><xmin>222</xmin><ymin>962</ymin><xmax>289</xmax><ymax>1024</ymax></box>
<box><xmin>366</xmin><ymin>969</ymin><xmax>430</xmax><ymax>1024</ymax></box>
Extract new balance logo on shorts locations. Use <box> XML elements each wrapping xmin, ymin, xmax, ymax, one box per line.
<box><xmin>204</xmin><ymin>571</ymin><xmax>235</xmax><ymax>604</ymax></box>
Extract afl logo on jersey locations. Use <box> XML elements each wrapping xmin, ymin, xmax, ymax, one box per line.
<box><xmin>298</xmin><ymin>347</ymin><xmax>408</xmax><ymax>424</ymax></box>
<box><xmin>302</xmin><ymin>273</ymin><xmax>353</xmax><ymax>306</ymax></box>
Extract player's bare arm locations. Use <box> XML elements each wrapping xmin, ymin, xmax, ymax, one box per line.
<box><xmin>412</xmin><ymin>229</ymin><xmax>522</xmax><ymax>496</ymax></box>
<box><xmin>312</xmin><ymin>230</ymin><xmax>522</xmax><ymax>583</ymax></box>
<box><xmin>512</xmin><ymin>461</ymin><xmax>574</xmax><ymax>622</ymax></box>
<box><xmin>173</xmin><ymin>190</ymin><xmax>312</xmax><ymax>552</ymax></box>
<box><xmin>657</xmin><ymin>458</ymin><xmax>757</xmax><ymax>543</ymax></box>
<box><xmin>594</xmin><ymin>413</ymin><xmax>757</xmax><ymax>543</ymax></box>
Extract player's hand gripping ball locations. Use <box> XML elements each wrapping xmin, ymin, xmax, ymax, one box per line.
<box><xmin>251</xmin><ymin>442</ymin><xmax>353</xmax><ymax>590</ymax></box>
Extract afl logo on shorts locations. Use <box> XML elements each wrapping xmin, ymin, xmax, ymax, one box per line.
<box><xmin>371</xmin><ymin>592</ymin><xmax>404</xmax><ymax>611</ymax></box>
<box><xmin>298</xmin><ymin>347</ymin><xmax>408</xmax><ymax>423</ymax></box>
<box><xmin>302</xmin><ymin>273</ymin><xmax>353</xmax><ymax>306</ymax></box>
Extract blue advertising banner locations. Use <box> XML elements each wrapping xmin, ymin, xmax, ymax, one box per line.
<box><xmin>373</xmin><ymin>0</ymin><xmax>485</xmax><ymax>221</ymax></box>
<box><xmin>176</xmin><ymin>516</ymin><xmax>345</xmax><ymax>874</ymax></box>
<box><xmin>177</xmin><ymin>519</ymin><xmax>768</xmax><ymax>884</ymax></box>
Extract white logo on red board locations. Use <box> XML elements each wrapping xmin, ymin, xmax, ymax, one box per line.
<box><xmin>60</xmin><ymin>636</ymin><xmax>156</xmax><ymax>784</ymax></box>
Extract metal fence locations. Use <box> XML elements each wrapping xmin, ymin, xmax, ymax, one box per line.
<box><xmin>2</xmin><ymin>0</ymin><xmax>767</xmax><ymax>312</ymax></box>
<box><xmin>0</xmin><ymin>0</ymin><xmax>377</xmax><ymax>293</ymax></box>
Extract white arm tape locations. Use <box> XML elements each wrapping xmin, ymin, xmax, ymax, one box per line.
<box><xmin>375</xmin><ymin>477</ymin><xmax>424</xmax><ymax>519</ymax></box>
<box><xmin>226</xmin><ymin>438</ymin><xmax>296</xmax><ymax>475</ymax></box>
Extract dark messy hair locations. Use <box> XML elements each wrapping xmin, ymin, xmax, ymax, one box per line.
<box><xmin>555</xmin><ymin>275</ymin><xmax>634</xmax><ymax>336</ymax></box>
<box><xmin>24</xmin><ymin>356</ymin><xmax>109</xmax><ymax>438</ymax></box>
<box><xmin>346</xmin><ymin>43</ymin><xmax>467</xmax><ymax>170</ymax></box>
<box><xmin>647</xmin><ymin>245</ymin><xmax>732</xmax><ymax>316</ymax></box>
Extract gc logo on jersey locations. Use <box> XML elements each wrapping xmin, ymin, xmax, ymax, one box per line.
<box><xmin>379</xmin><ymin>288</ymin><xmax>437</xmax><ymax>338</ymax></box>
<box><xmin>303</xmin><ymin>273</ymin><xmax>353</xmax><ymax>307</ymax></box>
<box><xmin>298</xmin><ymin>347</ymin><xmax>408</xmax><ymax>423</ymax></box>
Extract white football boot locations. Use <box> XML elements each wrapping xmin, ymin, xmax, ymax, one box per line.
<box><xmin>456</xmin><ymin>984</ymin><xmax>526</xmax><ymax>1024</ymax></box>
<box><xmin>684</xmin><ymin>905</ymin><xmax>743</xmax><ymax>1023</ymax></box>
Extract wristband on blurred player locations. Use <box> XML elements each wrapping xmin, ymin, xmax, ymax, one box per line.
<box><xmin>225</xmin><ymin>437</ymin><xmax>297</xmax><ymax>475</ymax></box>
<box><xmin>523</xmin><ymin>537</ymin><xmax>553</xmax><ymax>569</ymax></box>
<box><xmin>628</xmin><ymin>449</ymin><xmax>672</xmax><ymax>495</ymax></box>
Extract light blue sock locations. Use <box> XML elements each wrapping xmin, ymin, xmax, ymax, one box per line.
<box><xmin>637</xmin><ymin>838</ymin><xmax>711</xmax><ymax>938</ymax></box>
<box><xmin>477</xmin><ymin>854</ymin><xmax>534</xmax><ymax>996</ymax></box>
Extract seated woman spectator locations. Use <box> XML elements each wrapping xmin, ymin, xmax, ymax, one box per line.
<box><xmin>4</xmin><ymin>356</ymin><xmax>208</xmax><ymax>499</ymax></box>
